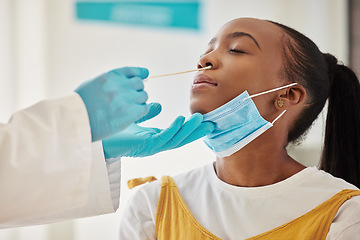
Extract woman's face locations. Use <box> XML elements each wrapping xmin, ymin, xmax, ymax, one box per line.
<box><xmin>190</xmin><ymin>18</ymin><xmax>286</xmax><ymax>118</ymax></box>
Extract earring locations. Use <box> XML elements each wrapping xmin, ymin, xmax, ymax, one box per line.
<box><xmin>277</xmin><ymin>99</ymin><xmax>284</xmax><ymax>108</ymax></box>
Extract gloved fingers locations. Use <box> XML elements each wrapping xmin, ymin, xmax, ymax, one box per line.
<box><xmin>170</xmin><ymin>121</ymin><xmax>215</xmax><ymax>149</ymax></box>
<box><xmin>124</xmin><ymin>89</ymin><xmax>149</xmax><ymax>104</ymax></box>
<box><xmin>160</xmin><ymin>113</ymin><xmax>203</xmax><ymax>149</ymax></box>
<box><xmin>154</xmin><ymin>116</ymin><xmax>185</xmax><ymax>146</ymax></box>
<box><xmin>128</xmin><ymin>76</ymin><xmax>145</xmax><ymax>91</ymax></box>
<box><xmin>102</xmin><ymin>73</ymin><xmax>127</xmax><ymax>91</ymax></box>
<box><xmin>131</xmin><ymin>125</ymin><xmax>163</xmax><ymax>137</ymax></box>
<box><xmin>110</xmin><ymin>89</ymin><xmax>148</xmax><ymax>108</ymax></box>
<box><xmin>118</xmin><ymin>123</ymin><xmax>162</xmax><ymax>137</ymax></box>
<box><xmin>132</xmin><ymin>104</ymin><xmax>150</xmax><ymax>123</ymax></box>
<box><xmin>74</xmin><ymin>67</ymin><xmax>149</xmax><ymax>142</ymax></box>
<box><xmin>135</xmin><ymin>103</ymin><xmax>162</xmax><ymax>124</ymax></box>
<box><xmin>108</xmin><ymin>95</ymin><xmax>148</xmax><ymax>118</ymax></box>
<box><xmin>111</xmin><ymin>67</ymin><xmax>149</xmax><ymax>79</ymax></box>
<box><xmin>103</xmin><ymin>75</ymin><xmax>144</xmax><ymax>92</ymax></box>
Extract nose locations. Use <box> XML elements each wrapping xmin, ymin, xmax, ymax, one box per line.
<box><xmin>198</xmin><ymin>51</ymin><xmax>219</xmax><ymax>70</ymax></box>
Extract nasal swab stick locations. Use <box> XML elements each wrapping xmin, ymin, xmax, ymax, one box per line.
<box><xmin>145</xmin><ymin>65</ymin><xmax>212</xmax><ymax>81</ymax></box>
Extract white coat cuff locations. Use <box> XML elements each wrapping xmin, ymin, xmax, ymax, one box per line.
<box><xmin>90</xmin><ymin>141</ymin><xmax>120</xmax><ymax>212</ymax></box>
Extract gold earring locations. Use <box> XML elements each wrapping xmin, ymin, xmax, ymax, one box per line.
<box><xmin>277</xmin><ymin>99</ymin><xmax>284</xmax><ymax>108</ymax></box>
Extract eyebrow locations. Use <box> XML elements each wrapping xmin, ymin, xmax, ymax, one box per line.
<box><xmin>209</xmin><ymin>31</ymin><xmax>261</xmax><ymax>50</ymax></box>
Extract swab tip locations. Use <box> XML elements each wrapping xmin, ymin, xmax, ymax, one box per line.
<box><xmin>201</xmin><ymin>65</ymin><xmax>212</xmax><ymax>70</ymax></box>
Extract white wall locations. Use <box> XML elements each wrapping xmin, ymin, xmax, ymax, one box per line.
<box><xmin>0</xmin><ymin>0</ymin><xmax>14</xmax><ymax>122</ymax></box>
<box><xmin>0</xmin><ymin>0</ymin><xmax>348</xmax><ymax>239</ymax></box>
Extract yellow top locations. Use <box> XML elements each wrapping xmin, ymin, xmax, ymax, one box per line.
<box><xmin>155</xmin><ymin>176</ymin><xmax>360</xmax><ymax>240</ymax></box>
<box><xmin>127</xmin><ymin>176</ymin><xmax>157</xmax><ymax>189</ymax></box>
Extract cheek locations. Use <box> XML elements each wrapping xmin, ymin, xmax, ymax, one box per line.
<box><xmin>189</xmin><ymin>87</ymin><xmax>243</xmax><ymax>114</ymax></box>
<box><xmin>226</xmin><ymin>67</ymin><xmax>257</xmax><ymax>90</ymax></box>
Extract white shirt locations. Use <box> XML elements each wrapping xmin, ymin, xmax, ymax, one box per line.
<box><xmin>0</xmin><ymin>93</ymin><xmax>121</xmax><ymax>228</ymax></box>
<box><xmin>119</xmin><ymin>164</ymin><xmax>360</xmax><ymax>239</ymax></box>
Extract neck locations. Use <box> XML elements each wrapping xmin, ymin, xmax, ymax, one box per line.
<box><xmin>214</xmin><ymin>135</ymin><xmax>305</xmax><ymax>187</ymax></box>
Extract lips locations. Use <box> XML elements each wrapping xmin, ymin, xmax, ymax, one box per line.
<box><xmin>193</xmin><ymin>74</ymin><xmax>218</xmax><ymax>86</ymax></box>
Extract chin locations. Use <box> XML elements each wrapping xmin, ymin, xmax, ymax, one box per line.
<box><xmin>189</xmin><ymin>99</ymin><xmax>213</xmax><ymax>115</ymax></box>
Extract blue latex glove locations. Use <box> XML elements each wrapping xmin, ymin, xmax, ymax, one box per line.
<box><xmin>75</xmin><ymin>67</ymin><xmax>150</xmax><ymax>142</ymax></box>
<box><xmin>102</xmin><ymin>112</ymin><xmax>215</xmax><ymax>158</ymax></box>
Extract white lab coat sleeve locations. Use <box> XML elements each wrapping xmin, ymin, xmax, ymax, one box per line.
<box><xmin>0</xmin><ymin>93</ymin><xmax>120</xmax><ymax>228</ymax></box>
<box><xmin>1</xmin><ymin>142</ymin><xmax>122</xmax><ymax>228</ymax></box>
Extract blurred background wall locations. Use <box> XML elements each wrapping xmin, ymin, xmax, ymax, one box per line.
<box><xmin>0</xmin><ymin>0</ymin><xmax>351</xmax><ymax>239</ymax></box>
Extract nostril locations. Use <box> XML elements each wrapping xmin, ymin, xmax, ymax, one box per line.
<box><xmin>205</xmin><ymin>63</ymin><xmax>213</xmax><ymax>69</ymax></box>
<box><xmin>198</xmin><ymin>62</ymin><xmax>213</xmax><ymax>70</ymax></box>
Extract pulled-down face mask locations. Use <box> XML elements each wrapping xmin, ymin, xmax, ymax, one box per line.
<box><xmin>203</xmin><ymin>83</ymin><xmax>297</xmax><ymax>157</ymax></box>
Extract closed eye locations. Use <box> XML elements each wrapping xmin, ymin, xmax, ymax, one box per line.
<box><xmin>229</xmin><ymin>49</ymin><xmax>246</xmax><ymax>54</ymax></box>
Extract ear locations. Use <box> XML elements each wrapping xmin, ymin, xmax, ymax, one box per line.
<box><xmin>274</xmin><ymin>84</ymin><xmax>307</xmax><ymax>110</ymax></box>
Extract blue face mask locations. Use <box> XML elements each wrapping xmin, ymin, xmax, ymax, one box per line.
<box><xmin>203</xmin><ymin>83</ymin><xmax>297</xmax><ymax>157</ymax></box>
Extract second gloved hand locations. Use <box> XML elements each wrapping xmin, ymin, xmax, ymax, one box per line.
<box><xmin>102</xmin><ymin>113</ymin><xmax>215</xmax><ymax>158</ymax></box>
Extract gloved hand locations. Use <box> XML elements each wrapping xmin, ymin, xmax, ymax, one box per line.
<box><xmin>102</xmin><ymin>112</ymin><xmax>215</xmax><ymax>158</ymax></box>
<box><xmin>75</xmin><ymin>67</ymin><xmax>150</xmax><ymax>142</ymax></box>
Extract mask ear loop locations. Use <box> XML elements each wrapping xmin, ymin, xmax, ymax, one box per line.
<box><xmin>271</xmin><ymin>110</ymin><xmax>287</xmax><ymax>124</ymax></box>
<box><xmin>242</xmin><ymin>82</ymin><xmax>298</xmax><ymax>101</ymax></box>
<box><xmin>242</xmin><ymin>82</ymin><xmax>298</xmax><ymax>124</ymax></box>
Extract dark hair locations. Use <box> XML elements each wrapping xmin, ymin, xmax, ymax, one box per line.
<box><xmin>268</xmin><ymin>21</ymin><xmax>360</xmax><ymax>188</ymax></box>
